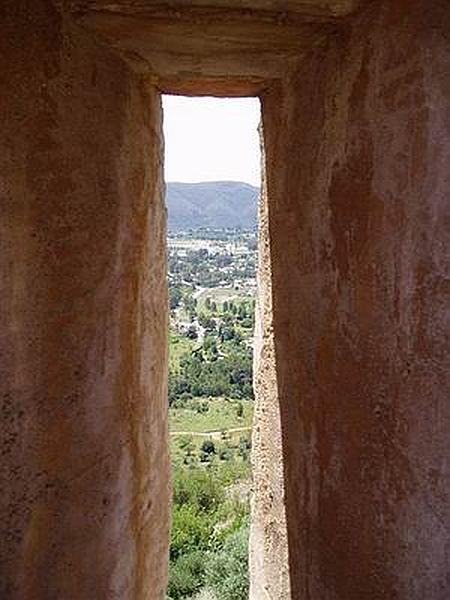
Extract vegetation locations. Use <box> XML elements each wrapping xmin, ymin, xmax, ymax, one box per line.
<box><xmin>167</xmin><ymin>439</ymin><xmax>252</xmax><ymax>600</ymax></box>
<box><xmin>169</xmin><ymin>343</ymin><xmax>253</xmax><ymax>405</ymax></box>
<box><xmin>169</xmin><ymin>398</ymin><xmax>252</xmax><ymax>434</ymax></box>
<box><xmin>167</xmin><ymin>229</ymin><xmax>256</xmax><ymax>600</ymax></box>
<box><xmin>205</xmin><ymin>526</ymin><xmax>250</xmax><ymax>600</ymax></box>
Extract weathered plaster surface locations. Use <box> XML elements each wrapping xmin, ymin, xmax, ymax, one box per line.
<box><xmin>263</xmin><ymin>1</ymin><xmax>450</xmax><ymax>597</ymax></box>
<box><xmin>1</xmin><ymin>2</ymin><xmax>169</xmax><ymax>598</ymax></box>
<box><xmin>68</xmin><ymin>1</ymin><xmax>359</xmax><ymax>96</ymax></box>
<box><xmin>67</xmin><ymin>0</ymin><xmax>361</xmax><ymax>18</ymax></box>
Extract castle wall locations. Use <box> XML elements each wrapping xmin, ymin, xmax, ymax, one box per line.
<box><xmin>261</xmin><ymin>2</ymin><xmax>450</xmax><ymax>597</ymax></box>
<box><xmin>0</xmin><ymin>3</ymin><xmax>169</xmax><ymax>598</ymax></box>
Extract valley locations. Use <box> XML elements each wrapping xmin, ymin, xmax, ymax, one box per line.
<box><xmin>167</xmin><ymin>226</ymin><xmax>257</xmax><ymax>600</ymax></box>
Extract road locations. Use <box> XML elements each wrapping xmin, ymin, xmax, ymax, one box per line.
<box><xmin>170</xmin><ymin>426</ymin><xmax>251</xmax><ymax>440</ymax></box>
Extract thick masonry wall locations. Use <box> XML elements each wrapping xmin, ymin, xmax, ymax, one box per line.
<box><xmin>0</xmin><ymin>3</ymin><xmax>169</xmax><ymax>598</ymax></box>
<box><xmin>262</xmin><ymin>1</ymin><xmax>450</xmax><ymax>598</ymax></box>
<box><xmin>249</xmin><ymin>138</ymin><xmax>291</xmax><ymax>599</ymax></box>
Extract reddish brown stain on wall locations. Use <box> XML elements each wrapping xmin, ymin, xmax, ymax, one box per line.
<box><xmin>1</xmin><ymin>2</ymin><xmax>169</xmax><ymax>598</ymax></box>
<box><xmin>263</xmin><ymin>1</ymin><xmax>450</xmax><ymax>598</ymax></box>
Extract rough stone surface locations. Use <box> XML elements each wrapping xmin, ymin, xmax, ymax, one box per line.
<box><xmin>0</xmin><ymin>2</ymin><xmax>169</xmax><ymax>598</ymax></box>
<box><xmin>67</xmin><ymin>0</ymin><xmax>361</xmax><ymax>18</ymax></box>
<box><xmin>68</xmin><ymin>1</ymin><xmax>363</xmax><ymax>96</ymax></box>
<box><xmin>249</xmin><ymin>137</ymin><xmax>291</xmax><ymax>600</ymax></box>
<box><xmin>262</xmin><ymin>1</ymin><xmax>450</xmax><ymax>598</ymax></box>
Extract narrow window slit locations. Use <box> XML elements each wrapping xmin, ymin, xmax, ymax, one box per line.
<box><xmin>163</xmin><ymin>95</ymin><xmax>261</xmax><ymax>600</ymax></box>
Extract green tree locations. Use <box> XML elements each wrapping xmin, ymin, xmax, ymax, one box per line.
<box><xmin>204</xmin><ymin>336</ymin><xmax>218</xmax><ymax>359</ymax></box>
<box><xmin>170</xmin><ymin>505</ymin><xmax>212</xmax><ymax>561</ymax></box>
<box><xmin>173</xmin><ymin>468</ymin><xmax>224</xmax><ymax>513</ymax></box>
<box><xmin>167</xmin><ymin>551</ymin><xmax>206</xmax><ymax>600</ymax></box>
<box><xmin>237</xmin><ymin>304</ymin><xmax>246</xmax><ymax>320</ymax></box>
<box><xmin>170</xmin><ymin>286</ymin><xmax>183</xmax><ymax>310</ymax></box>
<box><xmin>184</xmin><ymin>294</ymin><xmax>197</xmax><ymax>317</ymax></box>
<box><xmin>238</xmin><ymin>436</ymin><xmax>251</xmax><ymax>461</ymax></box>
<box><xmin>198</xmin><ymin>313</ymin><xmax>216</xmax><ymax>332</ymax></box>
<box><xmin>186</xmin><ymin>324</ymin><xmax>198</xmax><ymax>340</ymax></box>
<box><xmin>201</xmin><ymin>439</ymin><xmax>216</xmax><ymax>455</ymax></box>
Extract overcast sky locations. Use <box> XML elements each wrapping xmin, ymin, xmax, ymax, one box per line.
<box><xmin>162</xmin><ymin>95</ymin><xmax>261</xmax><ymax>187</ymax></box>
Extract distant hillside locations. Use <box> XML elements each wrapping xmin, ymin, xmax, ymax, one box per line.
<box><xmin>166</xmin><ymin>181</ymin><xmax>259</xmax><ymax>231</ymax></box>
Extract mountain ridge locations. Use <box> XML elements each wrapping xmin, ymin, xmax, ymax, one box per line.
<box><xmin>166</xmin><ymin>181</ymin><xmax>259</xmax><ymax>231</ymax></box>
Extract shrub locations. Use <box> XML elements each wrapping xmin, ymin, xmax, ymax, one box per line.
<box><xmin>173</xmin><ymin>469</ymin><xmax>224</xmax><ymax>513</ymax></box>
<box><xmin>167</xmin><ymin>550</ymin><xmax>206</xmax><ymax>599</ymax></box>
<box><xmin>205</xmin><ymin>526</ymin><xmax>249</xmax><ymax>600</ymax></box>
<box><xmin>238</xmin><ymin>436</ymin><xmax>251</xmax><ymax>461</ymax></box>
<box><xmin>195</xmin><ymin>401</ymin><xmax>209</xmax><ymax>414</ymax></box>
<box><xmin>199</xmin><ymin>439</ymin><xmax>216</xmax><ymax>463</ymax></box>
<box><xmin>219</xmin><ymin>447</ymin><xmax>233</xmax><ymax>461</ymax></box>
<box><xmin>170</xmin><ymin>505</ymin><xmax>212</xmax><ymax>561</ymax></box>
<box><xmin>178</xmin><ymin>436</ymin><xmax>195</xmax><ymax>461</ymax></box>
<box><xmin>201</xmin><ymin>439</ymin><xmax>216</xmax><ymax>455</ymax></box>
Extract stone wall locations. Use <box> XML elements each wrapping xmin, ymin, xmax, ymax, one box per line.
<box><xmin>262</xmin><ymin>1</ymin><xmax>450</xmax><ymax>597</ymax></box>
<box><xmin>249</xmin><ymin>130</ymin><xmax>291</xmax><ymax>600</ymax></box>
<box><xmin>0</xmin><ymin>2</ymin><xmax>169</xmax><ymax>598</ymax></box>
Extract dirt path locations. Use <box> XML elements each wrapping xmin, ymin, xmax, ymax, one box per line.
<box><xmin>170</xmin><ymin>426</ymin><xmax>251</xmax><ymax>440</ymax></box>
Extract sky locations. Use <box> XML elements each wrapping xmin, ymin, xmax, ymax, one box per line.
<box><xmin>162</xmin><ymin>95</ymin><xmax>261</xmax><ymax>187</ymax></box>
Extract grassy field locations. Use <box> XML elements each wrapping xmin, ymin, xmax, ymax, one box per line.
<box><xmin>195</xmin><ymin>286</ymin><xmax>254</xmax><ymax>311</ymax></box>
<box><xmin>170</xmin><ymin>428</ymin><xmax>252</xmax><ymax>482</ymax></box>
<box><xmin>169</xmin><ymin>397</ymin><xmax>253</xmax><ymax>483</ymax></box>
<box><xmin>169</xmin><ymin>332</ymin><xmax>198</xmax><ymax>370</ymax></box>
<box><xmin>169</xmin><ymin>398</ymin><xmax>253</xmax><ymax>434</ymax></box>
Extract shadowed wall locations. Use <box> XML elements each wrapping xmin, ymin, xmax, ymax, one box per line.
<box><xmin>1</xmin><ymin>3</ymin><xmax>169</xmax><ymax>598</ymax></box>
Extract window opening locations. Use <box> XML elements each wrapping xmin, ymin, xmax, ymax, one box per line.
<box><xmin>163</xmin><ymin>95</ymin><xmax>261</xmax><ymax>600</ymax></box>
